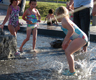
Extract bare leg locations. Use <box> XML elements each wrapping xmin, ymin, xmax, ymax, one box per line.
<box><xmin>8</xmin><ymin>25</ymin><xmax>20</xmax><ymax>55</ymax></box>
<box><xmin>32</xmin><ymin>27</ymin><xmax>37</xmax><ymax>50</ymax></box>
<box><xmin>65</xmin><ymin>38</ymin><xmax>86</xmax><ymax>73</ymax></box>
<box><xmin>8</xmin><ymin>25</ymin><xmax>17</xmax><ymax>37</ymax></box>
<box><xmin>15</xmin><ymin>25</ymin><xmax>20</xmax><ymax>34</ymax></box>
<box><xmin>19</xmin><ymin>27</ymin><xmax>32</xmax><ymax>52</ymax></box>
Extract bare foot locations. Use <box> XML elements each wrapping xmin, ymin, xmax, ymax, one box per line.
<box><xmin>19</xmin><ymin>47</ymin><xmax>23</xmax><ymax>53</ymax></box>
<box><xmin>15</xmin><ymin>51</ymin><xmax>20</xmax><ymax>56</ymax></box>
<box><xmin>30</xmin><ymin>49</ymin><xmax>38</xmax><ymax>57</ymax></box>
<box><xmin>33</xmin><ymin>49</ymin><xmax>39</xmax><ymax>53</ymax></box>
<box><xmin>83</xmin><ymin>46</ymin><xmax>87</xmax><ymax>52</ymax></box>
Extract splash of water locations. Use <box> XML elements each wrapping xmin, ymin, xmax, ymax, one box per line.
<box><xmin>88</xmin><ymin>61</ymin><xmax>96</xmax><ymax>75</ymax></box>
<box><xmin>73</xmin><ymin>48</ymin><xmax>96</xmax><ymax>79</ymax></box>
<box><xmin>50</xmin><ymin>61</ymin><xmax>64</xmax><ymax>73</ymax></box>
<box><xmin>40</xmin><ymin>60</ymin><xmax>64</xmax><ymax>73</ymax></box>
<box><xmin>35</xmin><ymin>46</ymin><xmax>96</xmax><ymax>80</ymax></box>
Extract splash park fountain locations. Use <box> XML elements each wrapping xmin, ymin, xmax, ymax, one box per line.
<box><xmin>0</xmin><ymin>30</ymin><xmax>96</xmax><ymax>80</ymax></box>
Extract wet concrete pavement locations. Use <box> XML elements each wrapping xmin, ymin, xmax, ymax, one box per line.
<box><xmin>0</xmin><ymin>31</ymin><xmax>66</xmax><ymax>80</ymax></box>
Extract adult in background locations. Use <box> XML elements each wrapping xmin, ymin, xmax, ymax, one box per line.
<box><xmin>92</xmin><ymin>0</ymin><xmax>96</xmax><ymax>16</ymax></box>
<box><xmin>67</xmin><ymin>0</ymin><xmax>94</xmax><ymax>52</ymax></box>
<box><xmin>92</xmin><ymin>0</ymin><xmax>96</xmax><ymax>26</ymax></box>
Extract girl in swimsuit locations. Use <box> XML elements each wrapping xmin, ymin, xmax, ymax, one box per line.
<box><xmin>0</xmin><ymin>0</ymin><xmax>21</xmax><ymax>56</ymax></box>
<box><xmin>19</xmin><ymin>0</ymin><xmax>41</xmax><ymax>52</ymax></box>
<box><xmin>55</xmin><ymin>6</ymin><xmax>88</xmax><ymax>76</ymax></box>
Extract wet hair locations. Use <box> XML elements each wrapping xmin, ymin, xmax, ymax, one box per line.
<box><xmin>29</xmin><ymin>0</ymin><xmax>37</xmax><ymax>4</ymax></box>
<box><xmin>55</xmin><ymin>6</ymin><xmax>69</xmax><ymax>17</ymax></box>
<box><xmin>9</xmin><ymin>0</ymin><xmax>21</xmax><ymax>6</ymax></box>
<box><xmin>48</xmin><ymin>9</ymin><xmax>54</xmax><ymax>14</ymax></box>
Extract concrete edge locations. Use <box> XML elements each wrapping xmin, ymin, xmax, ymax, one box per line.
<box><xmin>3</xmin><ymin>26</ymin><xmax>96</xmax><ymax>42</ymax></box>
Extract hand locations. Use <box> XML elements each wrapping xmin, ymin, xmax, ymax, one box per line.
<box><xmin>27</xmin><ymin>20</ymin><xmax>33</xmax><ymax>24</ymax></box>
<box><xmin>62</xmin><ymin>41</ymin><xmax>68</xmax><ymax>50</ymax></box>
<box><xmin>19</xmin><ymin>22</ymin><xmax>23</xmax><ymax>26</ymax></box>
<box><xmin>0</xmin><ymin>24</ymin><xmax>4</xmax><ymax>29</ymax></box>
<box><xmin>67</xmin><ymin>5</ymin><xmax>73</xmax><ymax>11</ymax></box>
<box><xmin>38</xmin><ymin>20</ymin><xmax>41</xmax><ymax>22</ymax></box>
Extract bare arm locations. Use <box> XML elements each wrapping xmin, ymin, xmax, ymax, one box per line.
<box><xmin>22</xmin><ymin>9</ymin><xmax>33</xmax><ymax>24</ymax></box>
<box><xmin>22</xmin><ymin>9</ymin><xmax>28</xmax><ymax>22</ymax></box>
<box><xmin>92</xmin><ymin>0</ymin><xmax>96</xmax><ymax>16</ymax></box>
<box><xmin>67</xmin><ymin>0</ymin><xmax>74</xmax><ymax>10</ymax></box>
<box><xmin>69</xmin><ymin>0</ymin><xmax>74</xmax><ymax>5</ymax></box>
<box><xmin>62</xmin><ymin>18</ymin><xmax>74</xmax><ymax>50</ymax></box>
<box><xmin>18</xmin><ymin>6</ymin><xmax>20</xmax><ymax>24</ymax></box>
<box><xmin>62</xmin><ymin>20</ymin><xmax>74</xmax><ymax>43</ymax></box>
<box><xmin>36</xmin><ymin>9</ymin><xmax>41</xmax><ymax>22</ymax></box>
<box><xmin>44</xmin><ymin>15</ymin><xmax>48</xmax><ymax>22</ymax></box>
<box><xmin>53</xmin><ymin>15</ymin><xmax>58</xmax><ymax>25</ymax></box>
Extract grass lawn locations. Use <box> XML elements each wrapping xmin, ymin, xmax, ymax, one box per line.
<box><xmin>19</xmin><ymin>1</ymin><xmax>66</xmax><ymax>20</ymax></box>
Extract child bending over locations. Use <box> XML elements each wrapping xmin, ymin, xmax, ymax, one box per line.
<box><xmin>55</xmin><ymin>6</ymin><xmax>88</xmax><ymax>76</ymax></box>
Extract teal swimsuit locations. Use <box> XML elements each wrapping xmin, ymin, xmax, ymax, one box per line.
<box><xmin>61</xmin><ymin>20</ymin><xmax>88</xmax><ymax>43</ymax></box>
<box><xmin>27</xmin><ymin>11</ymin><xmax>38</xmax><ymax>29</ymax></box>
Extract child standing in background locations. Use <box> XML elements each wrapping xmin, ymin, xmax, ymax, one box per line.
<box><xmin>19</xmin><ymin>0</ymin><xmax>41</xmax><ymax>52</ymax></box>
<box><xmin>0</xmin><ymin>0</ymin><xmax>21</xmax><ymax>56</ymax></box>
<box><xmin>55</xmin><ymin>6</ymin><xmax>88</xmax><ymax>76</ymax></box>
<box><xmin>44</xmin><ymin>9</ymin><xmax>58</xmax><ymax>26</ymax></box>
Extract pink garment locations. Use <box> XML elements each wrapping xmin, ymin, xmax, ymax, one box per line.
<box><xmin>9</xmin><ymin>5</ymin><xmax>20</xmax><ymax>27</ymax></box>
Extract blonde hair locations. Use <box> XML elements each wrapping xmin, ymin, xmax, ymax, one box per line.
<box><xmin>55</xmin><ymin>6</ymin><xmax>69</xmax><ymax>17</ymax></box>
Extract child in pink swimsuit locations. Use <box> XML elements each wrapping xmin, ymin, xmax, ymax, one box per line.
<box><xmin>0</xmin><ymin>0</ymin><xmax>21</xmax><ymax>56</ymax></box>
<box><xmin>9</xmin><ymin>5</ymin><xmax>20</xmax><ymax>27</ymax></box>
